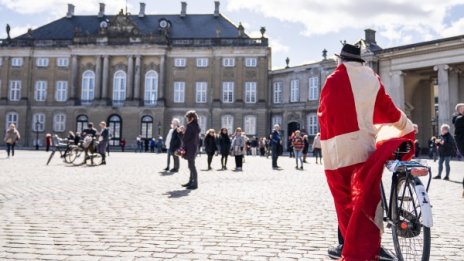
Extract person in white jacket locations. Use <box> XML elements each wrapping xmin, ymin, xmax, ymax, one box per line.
<box><xmin>163</xmin><ymin>119</ymin><xmax>180</xmax><ymax>171</ymax></box>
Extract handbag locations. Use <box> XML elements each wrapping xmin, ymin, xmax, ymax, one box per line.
<box><xmin>175</xmin><ymin>147</ymin><xmax>186</xmax><ymax>157</ymax></box>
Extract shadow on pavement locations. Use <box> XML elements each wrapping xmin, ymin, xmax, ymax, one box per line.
<box><xmin>160</xmin><ymin>171</ymin><xmax>174</xmax><ymax>176</ymax></box>
<box><xmin>164</xmin><ymin>190</ymin><xmax>191</xmax><ymax>198</ymax></box>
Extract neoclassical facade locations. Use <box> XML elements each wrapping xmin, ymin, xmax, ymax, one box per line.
<box><xmin>0</xmin><ymin>2</ymin><xmax>270</xmax><ymax>147</ymax></box>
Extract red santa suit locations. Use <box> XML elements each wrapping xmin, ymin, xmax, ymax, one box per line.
<box><xmin>318</xmin><ymin>62</ymin><xmax>415</xmax><ymax>261</ymax></box>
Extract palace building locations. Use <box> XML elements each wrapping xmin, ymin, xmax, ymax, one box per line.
<box><xmin>0</xmin><ymin>2</ymin><xmax>270</xmax><ymax>147</ymax></box>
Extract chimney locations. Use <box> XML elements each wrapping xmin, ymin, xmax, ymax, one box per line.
<box><xmin>214</xmin><ymin>1</ymin><xmax>220</xmax><ymax>17</ymax></box>
<box><xmin>365</xmin><ymin>28</ymin><xmax>376</xmax><ymax>44</ymax></box>
<box><xmin>66</xmin><ymin>4</ymin><xmax>75</xmax><ymax>18</ymax></box>
<box><xmin>180</xmin><ymin>2</ymin><xmax>187</xmax><ymax>17</ymax></box>
<box><xmin>139</xmin><ymin>2</ymin><xmax>146</xmax><ymax>17</ymax></box>
<box><xmin>98</xmin><ymin>3</ymin><xmax>105</xmax><ymax>17</ymax></box>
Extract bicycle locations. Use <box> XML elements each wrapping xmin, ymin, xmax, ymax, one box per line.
<box><xmin>382</xmin><ymin>142</ymin><xmax>433</xmax><ymax>261</ymax></box>
<box><xmin>46</xmin><ymin>135</ymin><xmax>78</xmax><ymax>165</ymax></box>
<box><xmin>72</xmin><ymin>135</ymin><xmax>102</xmax><ymax>166</ymax></box>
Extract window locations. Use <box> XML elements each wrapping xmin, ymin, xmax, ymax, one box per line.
<box><xmin>141</xmin><ymin>115</ymin><xmax>153</xmax><ymax>138</ymax></box>
<box><xmin>36</xmin><ymin>58</ymin><xmax>49</xmax><ymax>67</ymax></box>
<box><xmin>244</xmin><ymin>115</ymin><xmax>257</xmax><ymax>135</ymax></box>
<box><xmin>196</xmin><ymin>82</ymin><xmax>207</xmax><ymax>103</ymax></box>
<box><xmin>76</xmin><ymin>115</ymin><xmax>88</xmax><ymax>133</ymax></box>
<box><xmin>245</xmin><ymin>57</ymin><xmax>257</xmax><ymax>67</ymax></box>
<box><xmin>57</xmin><ymin>58</ymin><xmax>69</xmax><ymax>67</ymax></box>
<box><xmin>245</xmin><ymin>82</ymin><xmax>257</xmax><ymax>103</ymax></box>
<box><xmin>222</xmin><ymin>115</ymin><xmax>234</xmax><ymax>134</ymax></box>
<box><xmin>108</xmin><ymin>114</ymin><xmax>122</xmax><ymax>146</ymax></box>
<box><xmin>290</xmin><ymin>79</ymin><xmax>300</xmax><ymax>102</ymax></box>
<box><xmin>81</xmin><ymin>70</ymin><xmax>95</xmax><ymax>102</ymax></box>
<box><xmin>222</xmin><ymin>82</ymin><xmax>234</xmax><ymax>103</ymax></box>
<box><xmin>32</xmin><ymin>113</ymin><xmax>46</xmax><ymax>132</ymax></box>
<box><xmin>307</xmin><ymin>113</ymin><xmax>319</xmax><ymax>135</ymax></box>
<box><xmin>144</xmin><ymin>70</ymin><xmax>158</xmax><ymax>105</ymax></box>
<box><xmin>53</xmin><ymin>113</ymin><xmax>66</xmax><ymax>132</ymax></box>
<box><xmin>6</xmin><ymin>112</ymin><xmax>19</xmax><ymax>129</ymax></box>
<box><xmin>173</xmin><ymin>81</ymin><xmax>185</xmax><ymax>103</ymax></box>
<box><xmin>272</xmin><ymin>115</ymin><xmax>283</xmax><ymax>128</ymax></box>
<box><xmin>196</xmin><ymin>58</ymin><xmax>208</xmax><ymax>67</ymax></box>
<box><xmin>174</xmin><ymin>58</ymin><xmax>187</xmax><ymax>67</ymax></box>
<box><xmin>8</xmin><ymin>80</ymin><xmax>21</xmax><ymax>101</ymax></box>
<box><xmin>309</xmin><ymin>77</ymin><xmax>320</xmax><ymax>101</ymax></box>
<box><xmin>34</xmin><ymin>81</ymin><xmax>47</xmax><ymax>102</ymax></box>
<box><xmin>113</xmin><ymin>70</ymin><xmax>127</xmax><ymax>104</ymax></box>
<box><xmin>223</xmin><ymin>58</ymin><xmax>235</xmax><ymax>67</ymax></box>
<box><xmin>55</xmin><ymin>81</ymin><xmax>68</xmax><ymax>102</ymax></box>
<box><xmin>198</xmin><ymin>115</ymin><xmax>207</xmax><ymax>134</ymax></box>
<box><xmin>11</xmin><ymin>57</ymin><xmax>23</xmax><ymax>67</ymax></box>
<box><xmin>273</xmin><ymin>82</ymin><xmax>283</xmax><ymax>104</ymax></box>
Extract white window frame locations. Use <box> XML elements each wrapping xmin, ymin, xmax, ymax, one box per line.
<box><xmin>272</xmin><ymin>115</ymin><xmax>283</xmax><ymax>128</ymax></box>
<box><xmin>32</xmin><ymin>113</ymin><xmax>46</xmax><ymax>132</ymax></box>
<box><xmin>309</xmin><ymin>76</ymin><xmax>320</xmax><ymax>101</ymax></box>
<box><xmin>196</xmin><ymin>58</ymin><xmax>208</xmax><ymax>68</ymax></box>
<box><xmin>307</xmin><ymin>113</ymin><xmax>319</xmax><ymax>135</ymax></box>
<box><xmin>198</xmin><ymin>115</ymin><xmax>207</xmax><ymax>134</ymax></box>
<box><xmin>56</xmin><ymin>57</ymin><xmax>69</xmax><ymax>68</ymax></box>
<box><xmin>113</xmin><ymin>70</ymin><xmax>127</xmax><ymax>102</ymax></box>
<box><xmin>36</xmin><ymin>58</ymin><xmax>49</xmax><ymax>67</ymax></box>
<box><xmin>55</xmin><ymin>81</ymin><xmax>68</xmax><ymax>102</ymax></box>
<box><xmin>6</xmin><ymin>112</ymin><xmax>19</xmax><ymax>129</ymax></box>
<box><xmin>222</xmin><ymin>115</ymin><xmax>234</xmax><ymax>134</ymax></box>
<box><xmin>174</xmin><ymin>81</ymin><xmax>185</xmax><ymax>103</ymax></box>
<box><xmin>245</xmin><ymin>82</ymin><xmax>257</xmax><ymax>103</ymax></box>
<box><xmin>273</xmin><ymin>82</ymin><xmax>283</xmax><ymax>104</ymax></box>
<box><xmin>53</xmin><ymin>113</ymin><xmax>66</xmax><ymax>132</ymax></box>
<box><xmin>34</xmin><ymin>81</ymin><xmax>47</xmax><ymax>102</ymax></box>
<box><xmin>222</xmin><ymin>57</ymin><xmax>235</xmax><ymax>67</ymax></box>
<box><xmin>244</xmin><ymin>115</ymin><xmax>257</xmax><ymax>135</ymax></box>
<box><xmin>222</xmin><ymin>82</ymin><xmax>234</xmax><ymax>103</ymax></box>
<box><xmin>144</xmin><ymin>70</ymin><xmax>158</xmax><ymax>105</ymax></box>
<box><xmin>245</xmin><ymin>57</ymin><xmax>257</xmax><ymax>67</ymax></box>
<box><xmin>8</xmin><ymin>80</ymin><xmax>21</xmax><ymax>101</ymax></box>
<box><xmin>195</xmin><ymin>82</ymin><xmax>207</xmax><ymax>103</ymax></box>
<box><xmin>11</xmin><ymin>57</ymin><xmax>23</xmax><ymax>67</ymax></box>
<box><xmin>174</xmin><ymin>58</ymin><xmax>187</xmax><ymax>67</ymax></box>
<box><xmin>290</xmin><ymin>79</ymin><xmax>300</xmax><ymax>102</ymax></box>
<box><xmin>81</xmin><ymin>70</ymin><xmax>95</xmax><ymax>102</ymax></box>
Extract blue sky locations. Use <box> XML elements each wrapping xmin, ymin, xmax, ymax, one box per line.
<box><xmin>1</xmin><ymin>0</ymin><xmax>464</xmax><ymax>69</ymax></box>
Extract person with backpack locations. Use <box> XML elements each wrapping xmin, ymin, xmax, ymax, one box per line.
<box><xmin>292</xmin><ymin>130</ymin><xmax>305</xmax><ymax>169</ymax></box>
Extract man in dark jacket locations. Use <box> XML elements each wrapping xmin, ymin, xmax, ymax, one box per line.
<box><xmin>452</xmin><ymin>103</ymin><xmax>464</xmax><ymax>195</ymax></box>
<box><xmin>182</xmin><ymin>111</ymin><xmax>201</xmax><ymax>190</ymax></box>
<box><xmin>270</xmin><ymin>124</ymin><xmax>282</xmax><ymax>169</ymax></box>
<box><xmin>169</xmin><ymin>125</ymin><xmax>183</xmax><ymax>172</ymax></box>
<box><xmin>434</xmin><ymin>124</ymin><xmax>456</xmax><ymax>180</ymax></box>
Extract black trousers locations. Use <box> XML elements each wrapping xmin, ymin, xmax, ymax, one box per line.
<box><xmin>235</xmin><ymin>155</ymin><xmax>243</xmax><ymax>168</ymax></box>
<box><xmin>188</xmin><ymin>158</ymin><xmax>197</xmax><ymax>186</ymax></box>
<box><xmin>221</xmin><ymin>154</ymin><xmax>228</xmax><ymax>167</ymax></box>
<box><xmin>6</xmin><ymin>143</ymin><xmax>15</xmax><ymax>156</ymax></box>
<box><xmin>207</xmin><ymin>153</ymin><xmax>214</xmax><ymax>168</ymax></box>
<box><xmin>172</xmin><ymin>154</ymin><xmax>179</xmax><ymax>170</ymax></box>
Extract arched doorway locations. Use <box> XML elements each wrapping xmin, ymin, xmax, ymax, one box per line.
<box><xmin>108</xmin><ymin>114</ymin><xmax>122</xmax><ymax>146</ymax></box>
<box><xmin>76</xmin><ymin>115</ymin><xmax>88</xmax><ymax>133</ymax></box>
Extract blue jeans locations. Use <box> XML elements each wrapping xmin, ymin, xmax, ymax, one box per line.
<box><xmin>438</xmin><ymin>156</ymin><xmax>451</xmax><ymax>178</ymax></box>
<box><xmin>294</xmin><ymin>150</ymin><xmax>303</xmax><ymax>167</ymax></box>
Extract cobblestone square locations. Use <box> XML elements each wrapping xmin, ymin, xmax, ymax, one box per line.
<box><xmin>0</xmin><ymin>151</ymin><xmax>463</xmax><ymax>260</ymax></box>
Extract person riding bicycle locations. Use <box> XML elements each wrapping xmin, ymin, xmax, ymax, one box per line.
<box><xmin>318</xmin><ymin>43</ymin><xmax>415</xmax><ymax>261</ymax></box>
<box><xmin>81</xmin><ymin>122</ymin><xmax>98</xmax><ymax>163</ymax></box>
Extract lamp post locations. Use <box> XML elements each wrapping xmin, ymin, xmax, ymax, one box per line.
<box><xmin>35</xmin><ymin>121</ymin><xmax>40</xmax><ymax>150</ymax></box>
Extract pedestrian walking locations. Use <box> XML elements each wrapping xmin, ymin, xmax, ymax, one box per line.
<box><xmin>292</xmin><ymin>130</ymin><xmax>304</xmax><ymax>169</ymax></box>
<box><xmin>434</xmin><ymin>124</ymin><xmax>457</xmax><ymax>180</ymax></box>
<box><xmin>259</xmin><ymin>137</ymin><xmax>266</xmax><ymax>156</ymax></box>
<box><xmin>4</xmin><ymin>123</ymin><xmax>20</xmax><ymax>158</ymax></box>
<box><xmin>204</xmin><ymin>129</ymin><xmax>218</xmax><ymax>170</ymax></box>
<box><xmin>164</xmin><ymin>119</ymin><xmax>180</xmax><ymax>171</ymax></box>
<box><xmin>168</xmin><ymin>124</ymin><xmax>183</xmax><ymax>173</ymax></box>
<box><xmin>120</xmin><ymin>138</ymin><xmax>126</xmax><ymax>152</ymax></box>
<box><xmin>452</xmin><ymin>103</ymin><xmax>464</xmax><ymax>196</ymax></box>
<box><xmin>270</xmin><ymin>124</ymin><xmax>282</xmax><ymax>169</ymax></box>
<box><xmin>231</xmin><ymin>127</ymin><xmax>246</xmax><ymax>171</ymax></box>
<box><xmin>251</xmin><ymin>136</ymin><xmax>258</xmax><ymax>156</ymax></box>
<box><xmin>181</xmin><ymin>111</ymin><xmax>201</xmax><ymax>190</ymax></box>
<box><xmin>287</xmin><ymin>137</ymin><xmax>294</xmax><ymax>158</ymax></box>
<box><xmin>97</xmin><ymin>121</ymin><xmax>109</xmax><ymax>165</ymax></box>
<box><xmin>428</xmin><ymin>136</ymin><xmax>438</xmax><ymax>161</ymax></box>
<box><xmin>312</xmin><ymin>133</ymin><xmax>322</xmax><ymax>164</ymax></box>
<box><xmin>218</xmin><ymin>128</ymin><xmax>231</xmax><ymax>170</ymax></box>
<box><xmin>45</xmin><ymin>133</ymin><xmax>52</xmax><ymax>152</ymax></box>
<box><xmin>302</xmin><ymin>135</ymin><xmax>309</xmax><ymax>163</ymax></box>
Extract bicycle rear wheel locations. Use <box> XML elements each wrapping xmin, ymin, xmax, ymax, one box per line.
<box><xmin>392</xmin><ymin>175</ymin><xmax>431</xmax><ymax>261</ymax></box>
<box><xmin>72</xmin><ymin>147</ymin><xmax>86</xmax><ymax>166</ymax></box>
<box><xmin>86</xmin><ymin>153</ymin><xmax>102</xmax><ymax>166</ymax></box>
<box><xmin>64</xmin><ymin>147</ymin><xmax>76</xmax><ymax>163</ymax></box>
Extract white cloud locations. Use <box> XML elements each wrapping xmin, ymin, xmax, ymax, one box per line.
<box><xmin>226</xmin><ymin>0</ymin><xmax>464</xmax><ymax>45</ymax></box>
<box><xmin>270</xmin><ymin>38</ymin><xmax>289</xmax><ymax>54</ymax></box>
<box><xmin>442</xmin><ymin>18</ymin><xmax>464</xmax><ymax>38</ymax></box>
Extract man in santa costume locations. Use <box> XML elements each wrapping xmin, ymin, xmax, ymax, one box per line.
<box><xmin>318</xmin><ymin>43</ymin><xmax>415</xmax><ymax>260</ymax></box>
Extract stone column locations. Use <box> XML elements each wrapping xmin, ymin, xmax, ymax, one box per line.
<box><xmin>71</xmin><ymin>55</ymin><xmax>79</xmax><ymax>100</ymax></box>
<box><xmin>390</xmin><ymin>70</ymin><xmax>405</xmax><ymax>111</ymax></box>
<box><xmin>448</xmin><ymin>68</ymin><xmax>459</xmax><ymax>133</ymax></box>
<box><xmin>95</xmin><ymin>56</ymin><xmax>102</xmax><ymax>99</ymax></box>
<box><xmin>102</xmin><ymin>55</ymin><xmax>109</xmax><ymax>100</ymax></box>
<box><xmin>434</xmin><ymin>64</ymin><xmax>450</xmax><ymax>127</ymax></box>
<box><xmin>127</xmin><ymin>55</ymin><xmax>134</xmax><ymax>100</ymax></box>
<box><xmin>159</xmin><ymin>56</ymin><xmax>165</xmax><ymax>101</ymax></box>
<box><xmin>134</xmin><ymin>55</ymin><xmax>141</xmax><ymax>100</ymax></box>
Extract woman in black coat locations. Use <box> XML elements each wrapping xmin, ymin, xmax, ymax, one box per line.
<box><xmin>169</xmin><ymin>126</ymin><xmax>183</xmax><ymax>172</ymax></box>
<box><xmin>204</xmin><ymin>129</ymin><xmax>217</xmax><ymax>170</ymax></box>
<box><xmin>182</xmin><ymin>111</ymin><xmax>201</xmax><ymax>189</ymax></box>
<box><xmin>218</xmin><ymin>128</ymin><xmax>231</xmax><ymax>170</ymax></box>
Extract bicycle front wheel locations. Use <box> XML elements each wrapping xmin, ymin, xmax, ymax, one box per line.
<box><xmin>72</xmin><ymin>147</ymin><xmax>86</xmax><ymax>166</ymax></box>
<box><xmin>392</xmin><ymin>175</ymin><xmax>431</xmax><ymax>261</ymax></box>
